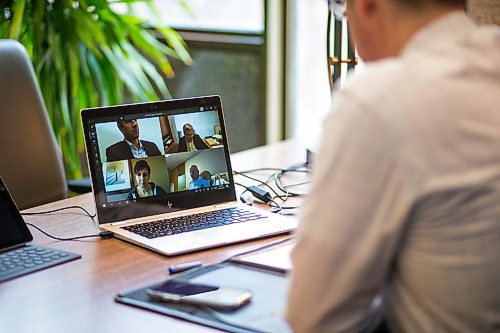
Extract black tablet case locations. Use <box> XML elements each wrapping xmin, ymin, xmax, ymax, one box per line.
<box><xmin>115</xmin><ymin>261</ymin><xmax>291</xmax><ymax>333</ymax></box>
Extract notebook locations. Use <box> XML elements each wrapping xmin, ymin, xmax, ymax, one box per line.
<box><xmin>0</xmin><ymin>177</ymin><xmax>81</xmax><ymax>283</ymax></box>
<box><xmin>81</xmin><ymin>95</ymin><xmax>297</xmax><ymax>256</ymax></box>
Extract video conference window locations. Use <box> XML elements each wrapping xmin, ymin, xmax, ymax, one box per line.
<box><xmin>92</xmin><ymin>110</ymin><xmax>229</xmax><ymax>205</ymax></box>
<box><xmin>160</xmin><ymin>111</ymin><xmax>223</xmax><ymax>154</ymax></box>
<box><xmin>95</xmin><ymin>118</ymin><xmax>164</xmax><ymax>163</ymax></box>
<box><xmin>128</xmin><ymin>156</ymin><xmax>170</xmax><ymax>199</ymax></box>
<box><xmin>165</xmin><ymin>148</ymin><xmax>229</xmax><ymax>193</ymax></box>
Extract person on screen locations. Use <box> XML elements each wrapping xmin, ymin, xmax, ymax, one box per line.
<box><xmin>106</xmin><ymin>119</ymin><xmax>162</xmax><ymax>162</ymax></box>
<box><xmin>187</xmin><ymin>165</ymin><xmax>210</xmax><ymax>190</ymax></box>
<box><xmin>177</xmin><ymin>123</ymin><xmax>210</xmax><ymax>152</ymax></box>
<box><xmin>127</xmin><ymin>160</ymin><xmax>167</xmax><ymax>200</ymax></box>
<box><xmin>213</xmin><ymin>173</ymin><xmax>229</xmax><ymax>186</ymax></box>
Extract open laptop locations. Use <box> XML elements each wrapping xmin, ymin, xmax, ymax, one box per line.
<box><xmin>81</xmin><ymin>95</ymin><xmax>297</xmax><ymax>256</ymax></box>
<box><xmin>0</xmin><ymin>177</ymin><xmax>81</xmax><ymax>283</ymax></box>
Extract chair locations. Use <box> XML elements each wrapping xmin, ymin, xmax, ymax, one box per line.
<box><xmin>0</xmin><ymin>40</ymin><xmax>89</xmax><ymax>210</ymax></box>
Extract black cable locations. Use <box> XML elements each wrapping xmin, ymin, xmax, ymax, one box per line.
<box><xmin>271</xmin><ymin>194</ymin><xmax>302</xmax><ymax>210</ymax></box>
<box><xmin>267</xmin><ymin>198</ymin><xmax>281</xmax><ymax>210</ymax></box>
<box><xmin>233</xmin><ymin>170</ymin><xmax>282</xmax><ymax>199</ymax></box>
<box><xmin>25</xmin><ymin>222</ymin><xmax>103</xmax><ymax>241</ymax></box>
<box><xmin>234</xmin><ymin>164</ymin><xmax>309</xmax><ymax>213</ymax></box>
<box><xmin>235</xmin><ymin>167</ymin><xmax>285</xmax><ymax>174</ymax></box>
<box><xmin>274</xmin><ymin>166</ymin><xmax>309</xmax><ymax>197</ymax></box>
<box><xmin>21</xmin><ymin>205</ymin><xmax>96</xmax><ymax>220</ymax></box>
<box><xmin>22</xmin><ymin>205</ymin><xmax>113</xmax><ymax>241</ymax></box>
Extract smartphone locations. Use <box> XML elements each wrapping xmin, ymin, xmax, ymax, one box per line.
<box><xmin>146</xmin><ymin>280</ymin><xmax>252</xmax><ymax>310</ymax></box>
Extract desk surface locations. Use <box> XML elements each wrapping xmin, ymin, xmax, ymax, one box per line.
<box><xmin>1</xmin><ymin>140</ymin><xmax>306</xmax><ymax>333</ymax></box>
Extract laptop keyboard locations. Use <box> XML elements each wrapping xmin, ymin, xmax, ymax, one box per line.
<box><xmin>122</xmin><ymin>207</ymin><xmax>266</xmax><ymax>239</ymax></box>
<box><xmin>0</xmin><ymin>244</ymin><xmax>81</xmax><ymax>283</ymax></box>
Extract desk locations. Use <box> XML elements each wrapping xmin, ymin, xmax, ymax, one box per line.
<box><xmin>1</xmin><ymin>140</ymin><xmax>307</xmax><ymax>333</ymax></box>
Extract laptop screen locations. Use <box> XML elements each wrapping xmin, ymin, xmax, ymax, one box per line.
<box><xmin>81</xmin><ymin>96</ymin><xmax>237</xmax><ymax>224</ymax></box>
<box><xmin>0</xmin><ymin>177</ymin><xmax>33</xmax><ymax>251</ymax></box>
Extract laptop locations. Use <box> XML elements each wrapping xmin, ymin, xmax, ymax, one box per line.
<box><xmin>0</xmin><ymin>177</ymin><xmax>81</xmax><ymax>283</ymax></box>
<box><xmin>81</xmin><ymin>95</ymin><xmax>297</xmax><ymax>256</ymax></box>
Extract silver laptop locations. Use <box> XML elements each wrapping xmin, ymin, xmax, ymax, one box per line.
<box><xmin>81</xmin><ymin>95</ymin><xmax>297</xmax><ymax>256</ymax></box>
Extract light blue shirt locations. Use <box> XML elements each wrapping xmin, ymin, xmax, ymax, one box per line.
<box><xmin>188</xmin><ymin>177</ymin><xmax>211</xmax><ymax>190</ymax></box>
<box><xmin>125</xmin><ymin>139</ymin><xmax>148</xmax><ymax>159</ymax></box>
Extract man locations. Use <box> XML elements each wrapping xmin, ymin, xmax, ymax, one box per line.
<box><xmin>287</xmin><ymin>1</ymin><xmax>500</xmax><ymax>332</ymax></box>
<box><xmin>177</xmin><ymin>123</ymin><xmax>210</xmax><ymax>152</ymax></box>
<box><xmin>187</xmin><ymin>165</ymin><xmax>211</xmax><ymax>190</ymax></box>
<box><xmin>106</xmin><ymin>119</ymin><xmax>162</xmax><ymax>162</ymax></box>
<box><xmin>213</xmin><ymin>173</ymin><xmax>229</xmax><ymax>186</ymax></box>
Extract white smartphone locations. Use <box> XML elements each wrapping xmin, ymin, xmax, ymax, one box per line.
<box><xmin>146</xmin><ymin>279</ymin><xmax>252</xmax><ymax>310</ymax></box>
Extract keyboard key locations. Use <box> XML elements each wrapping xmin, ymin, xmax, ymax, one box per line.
<box><xmin>122</xmin><ymin>207</ymin><xmax>265</xmax><ymax>239</ymax></box>
<box><xmin>0</xmin><ymin>244</ymin><xmax>81</xmax><ymax>283</ymax></box>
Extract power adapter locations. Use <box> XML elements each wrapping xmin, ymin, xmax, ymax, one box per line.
<box><xmin>247</xmin><ymin>186</ymin><xmax>272</xmax><ymax>203</ymax></box>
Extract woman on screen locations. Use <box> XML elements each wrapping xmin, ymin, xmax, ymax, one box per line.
<box><xmin>127</xmin><ymin>160</ymin><xmax>167</xmax><ymax>200</ymax></box>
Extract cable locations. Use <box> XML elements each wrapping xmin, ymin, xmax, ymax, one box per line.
<box><xmin>274</xmin><ymin>166</ymin><xmax>309</xmax><ymax>197</ymax></box>
<box><xmin>21</xmin><ymin>205</ymin><xmax>96</xmax><ymax>220</ymax></box>
<box><xmin>22</xmin><ymin>205</ymin><xmax>113</xmax><ymax>241</ymax></box>
<box><xmin>234</xmin><ymin>164</ymin><xmax>309</xmax><ymax>214</ymax></box>
<box><xmin>233</xmin><ymin>170</ymin><xmax>282</xmax><ymax>199</ymax></box>
<box><xmin>25</xmin><ymin>223</ymin><xmax>107</xmax><ymax>241</ymax></box>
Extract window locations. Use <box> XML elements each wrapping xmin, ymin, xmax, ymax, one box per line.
<box><xmin>119</xmin><ymin>0</ymin><xmax>274</xmax><ymax>153</ymax></box>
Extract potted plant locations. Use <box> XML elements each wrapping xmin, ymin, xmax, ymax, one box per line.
<box><xmin>0</xmin><ymin>0</ymin><xmax>192</xmax><ymax>179</ymax></box>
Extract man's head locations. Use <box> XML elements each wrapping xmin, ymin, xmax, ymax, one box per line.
<box><xmin>183</xmin><ymin>123</ymin><xmax>195</xmax><ymax>143</ymax></box>
<box><xmin>134</xmin><ymin>160</ymin><xmax>151</xmax><ymax>189</ymax></box>
<box><xmin>117</xmin><ymin>119</ymin><xmax>139</xmax><ymax>142</ymax></box>
<box><xmin>189</xmin><ymin>164</ymin><xmax>199</xmax><ymax>181</ymax></box>
<box><xmin>339</xmin><ymin>0</ymin><xmax>465</xmax><ymax>61</ymax></box>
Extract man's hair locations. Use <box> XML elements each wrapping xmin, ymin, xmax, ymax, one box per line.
<box><xmin>183</xmin><ymin>123</ymin><xmax>194</xmax><ymax>134</ymax></box>
<box><xmin>134</xmin><ymin>160</ymin><xmax>151</xmax><ymax>174</ymax></box>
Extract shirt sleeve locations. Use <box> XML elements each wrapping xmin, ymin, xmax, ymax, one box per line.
<box><xmin>286</xmin><ymin>95</ymin><xmax>414</xmax><ymax>333</ymax></box>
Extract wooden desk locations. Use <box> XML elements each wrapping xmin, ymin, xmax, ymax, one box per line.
<box><xmin>1</xmin><ymin>140</ymin><xmax>307</xmax><ymax>333</ymax></box>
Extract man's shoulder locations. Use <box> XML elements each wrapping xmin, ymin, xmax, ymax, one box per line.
<box><xmin>140</xmin><ymin>139</ymin><xmax>157</xmax><ymax>147</ymax></box>
<box><xmin>106</xmin><ymin>140</ymin><xmax>126</xmax><ymax>151</ymax></box>
<box><xmin>140</xmin><ymin>140</ymin><xmax>161</xmax><ymax>153</ymax></box>
<box><xmin>341</xmin><ymin>60</ymin><xmax>405</xmax><ymax>101</ymax></box>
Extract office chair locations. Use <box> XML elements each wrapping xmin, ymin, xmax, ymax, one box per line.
<box><xmin>0</xmin><ymin>40</ymin><xmax>89</xmax><ymax>210</ymax></box>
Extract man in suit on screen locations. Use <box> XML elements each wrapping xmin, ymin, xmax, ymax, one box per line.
<box><xmin>106</xmin><ymin>119</ymin><xmax>161</xmax><ymax>162</ymax></box>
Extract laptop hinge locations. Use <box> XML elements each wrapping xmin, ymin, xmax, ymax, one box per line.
<box><xmin>213</xmin><ymin>202</ymin><xmax>233</xmax><ymax>209</ymax></box>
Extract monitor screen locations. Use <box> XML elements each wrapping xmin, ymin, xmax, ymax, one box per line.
<box><xmin>82</xmin><ymin>96</ymin><xmax>237</xmax><ymax>224</ymax></box>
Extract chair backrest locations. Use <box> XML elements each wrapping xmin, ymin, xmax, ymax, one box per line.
<box><xmin>0</xmin><ymin>40</ymin><xmax>67</xmax><ymax>209</ymax></box>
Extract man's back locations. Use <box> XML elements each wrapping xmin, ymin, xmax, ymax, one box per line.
<box><xmin>287</xmin><ymin>13</ymin><xmax>500</xmax><ymax>333</ymax></box>
<box><xmin>380</xmin><ymin>14</ymin><xmax>500</xmax><ymax>332</ymax></box>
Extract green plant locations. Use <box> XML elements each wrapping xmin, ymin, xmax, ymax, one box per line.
<box><xmin>0</xmin><ymin>0</ymin><xmax>192</xmax><ymax>179</ymax></box>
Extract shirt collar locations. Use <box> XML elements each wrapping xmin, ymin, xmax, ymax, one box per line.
<box><xmin>125</xmin><ymin>138</ymin><xmax>143</xmax><ymax>150</ymax></box>
<box><xmin>401</xmin><ymin>11</ymin><xmax>473</xmax><ymax>58</ymax></box>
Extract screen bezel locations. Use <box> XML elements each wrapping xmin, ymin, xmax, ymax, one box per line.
<box><xmin>0</xmin><ymin>177</ymin><xmax>33</xmax><ymax>250</ymax></box>
<box><xmin>81</xmin><ymin>95</ymin><xmax>237</xmax><ymax>225</ymax></box>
